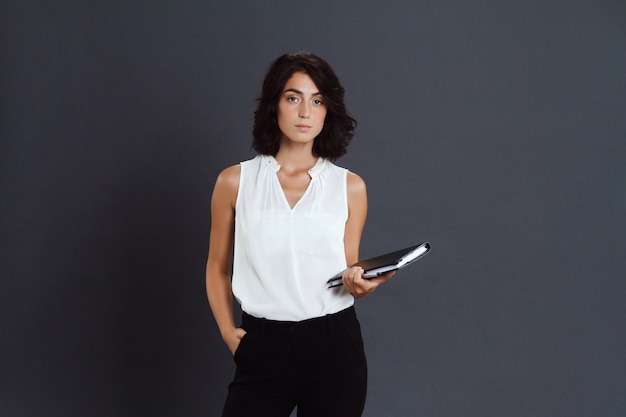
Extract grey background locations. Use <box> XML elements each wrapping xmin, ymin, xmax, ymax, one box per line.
<box><xmin>1</xmin><ymin>1</ymin><xmax>625</xmax><ymax>416</ymax></box>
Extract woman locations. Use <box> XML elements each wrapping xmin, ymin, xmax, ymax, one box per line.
<box><xmin>206</xmin><ymin>52</ymin><xmax>394</xmax><ymax>417</ymax></box>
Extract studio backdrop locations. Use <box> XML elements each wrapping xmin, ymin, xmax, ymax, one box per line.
<box><xmin>1</xmin><ymin>1</ymin><xmax>625</xmax><ymax>416</ymax></box>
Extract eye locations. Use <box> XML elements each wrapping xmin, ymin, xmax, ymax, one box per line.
<box><xmin>286</xmin><ymin>96</ymin><xmax>299</xmax><ymax>103</ymax></box>
<box><xmin>313</xmin><ymin>98</ymin><xmax>324</xmax><ymax>106</ymax></box>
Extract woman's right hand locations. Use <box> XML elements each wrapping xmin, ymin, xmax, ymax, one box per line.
<box><xmin>223</xmin><ymin>327</ymin><xmax>247</xmax><ymax>355</ymax></box>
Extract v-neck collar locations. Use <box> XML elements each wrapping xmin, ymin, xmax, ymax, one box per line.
<box><xmin>262</xmin><ymin>155</ymin><xmax>325</xmax><ymax>210</ymax></box>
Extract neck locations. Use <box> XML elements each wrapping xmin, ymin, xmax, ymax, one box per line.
<box><xmin>274</xmin><ymin>143</ymin><xmax>318</xmax><ymax>173</ymax></box>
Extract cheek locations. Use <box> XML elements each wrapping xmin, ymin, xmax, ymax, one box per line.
<box><xmin>276</xmin><ymin>107</ymin><xmax>289</xmax><ymax>127</ymax></box>
<box><xmin>318</xmin><ymin>111</ymin><xmax>328</xmax><ymax>129</ymax></box>
<box><xmin>317</xmin><ymin>108</ymin><xmax>328</xmax><ymax>123</ymax></box>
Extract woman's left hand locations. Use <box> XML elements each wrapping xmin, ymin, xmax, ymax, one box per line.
<box><xmin>342</xmin><ymin>266</ymin><xmax>395</xmax><ymax>298</ymax></box>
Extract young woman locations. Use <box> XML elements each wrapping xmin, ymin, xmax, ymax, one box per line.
<box><xmin>206</xmin><ymin>52</ymin><xmax>394</xmax><ymax>417</ymax></box>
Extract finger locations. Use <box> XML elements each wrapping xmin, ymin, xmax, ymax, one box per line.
<box><xmin>235</xmin><ymin>328</ymin><xmax>247</xmax><ymax>340</ymax></box>
<box><xmin>368</xmin><ymin>270</ymin><xmax>396</xmax><ymax>284</ymax></box>
<box><xmin>342</xmin><ymin>266</ymin><xmax>362</xmax><ymax>283</ymax></box>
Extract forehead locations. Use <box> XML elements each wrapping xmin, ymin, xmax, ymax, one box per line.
<box><xmin>282</xmin><ymin>71</ymin><xmax>321</xmax><ymax>94</ymax></box>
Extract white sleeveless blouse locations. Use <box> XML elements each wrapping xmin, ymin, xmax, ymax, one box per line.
<box><xmin>232</xmin><ymin>155</ymin><xmax>354</xmax><ymax>321</ymax></box>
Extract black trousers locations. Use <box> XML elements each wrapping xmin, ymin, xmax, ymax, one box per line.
<box><xmin>222</xmin><ymin>306</ymin><xmax>368</xmax><ymax>417</ymax></box>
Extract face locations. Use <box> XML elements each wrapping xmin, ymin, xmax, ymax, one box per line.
<box><xmin>276</xmin><ymin>71</ymin><xmax>327</xmax><ymax>146</ymax></box>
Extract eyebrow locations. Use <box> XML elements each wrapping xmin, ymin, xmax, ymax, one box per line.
<box><xmin>283</xmin><ymin>88</ymin><xmax>323</xmax><ymax>96</ymax></box>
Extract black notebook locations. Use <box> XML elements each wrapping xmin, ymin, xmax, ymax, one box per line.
<box><xmin>327</xmin><ymin>242</ymin><xmax>430</xmax><ymax>288</ymax></box>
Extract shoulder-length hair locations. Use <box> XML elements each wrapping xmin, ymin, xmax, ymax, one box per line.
<box><xmin>252</xmin><ymin>52</ymin><xmax>357</xmax><ymax>161</ymax></box>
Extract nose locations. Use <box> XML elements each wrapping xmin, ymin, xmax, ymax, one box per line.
<box><xmin>298</xmin><ymin>102</ymin><xmax>310</xmax><ymax>119</ymax></box>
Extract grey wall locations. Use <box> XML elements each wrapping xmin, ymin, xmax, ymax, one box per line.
<box><xmin>1</xmin><ymin>1</ymin><xmax>625</xmax><ymax>416</ymax></box>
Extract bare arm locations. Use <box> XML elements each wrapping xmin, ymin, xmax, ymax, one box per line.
<box><xmin>205</xmin><ymin>165</ymin><xmax>246</xmax><ymax>354</ymax></box>
<box><xmin>342</xmin><ymin>172</ymin><xmax>394</xmax><ymax>297</ymax></box>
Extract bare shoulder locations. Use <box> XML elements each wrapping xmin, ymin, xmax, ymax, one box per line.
<box><xmin>212</xmin><ymin>164</ymin><xmax>241</xmax><ymax>206</ymax></box>
<box><xmin>346</xmin><ymin>171</ymin><xmax>367</xmax><ymax>195</ymax></box>
<box><xmin>216</xmin><ymin>164</ymin><xmax>241</xmax><ymax>187</ymax></box>
<box><xmin>346</xmin><ymin>171</ymin><xmax>367</xmax><ymax>216</ymax></box>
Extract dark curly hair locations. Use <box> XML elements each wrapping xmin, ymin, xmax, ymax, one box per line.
<box><xmin>252</xmin><ymin>52</ymin><xmax>357</xmax><ymax>161</ymax></box>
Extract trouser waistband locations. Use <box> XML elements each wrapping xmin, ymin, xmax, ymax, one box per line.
<box><xmin>241</xmin><ymin>306</ymin><xmax>356</xmax><ymax>333</ymax></box>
